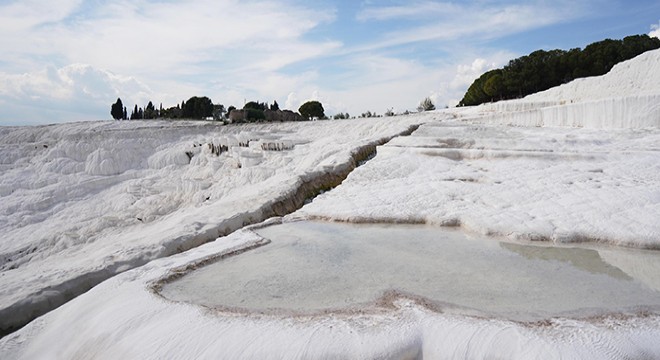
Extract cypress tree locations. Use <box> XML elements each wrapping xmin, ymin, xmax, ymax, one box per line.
<box><xmin>111</xmin><ymin>98</ymin><xmax>124</xmax><ymax>120</ymax></box>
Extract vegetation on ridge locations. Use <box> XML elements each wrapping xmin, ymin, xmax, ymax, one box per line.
<box><xmin>111</xmin><ymin>96</ymin><xmax>307</xmax><ymax>123</ymax></box>
<box><xmin>459</xmin><ymin>34</ymin><xmax>660</xmax><ymax>106</ymax></box>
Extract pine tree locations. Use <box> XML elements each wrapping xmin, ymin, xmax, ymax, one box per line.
<box><xmin>144</xmin><ymin>101</ymin><xmax>155</xmax><ymax>119</ymax></box>
<box><xmin>131</xmin><ymin>105</ymin><xmax>138</xmax><ymax>120</ymax></box>
<box><xmin>298</xmin><ymin>101</ymin><xmax>325</xmax><ymax>120</ymax></box>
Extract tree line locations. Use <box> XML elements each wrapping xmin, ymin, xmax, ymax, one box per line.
<box><xmin>111</xmin><ymin>96</ymin><xmax>220</xmax><ymax>120</ymax></box>
<box><xmin>459</xmin><ymin>34</ymin><xmax>660</xmax><ymax>106</ymax></box>
<box><xmin>111</xmin><ymin>94</ymin><xmax>436</xmax><ymax>123</ymax></box>
<box><xmin>111</xmin><ymin>96</ymin><xmax>328</xmax><ymax>122</ymax></box>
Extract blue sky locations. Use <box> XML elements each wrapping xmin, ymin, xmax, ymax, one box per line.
<box><xmin>1</xmin><ymin>0</ymin><xmax>659</xmax><ymax>125</ymax></box>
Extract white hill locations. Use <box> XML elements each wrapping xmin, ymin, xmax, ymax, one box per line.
<box><xmin>0</xmin><ymin>118</ymin><xmax>421</xmax><ymax>335</ymax></box>
<box><xmin>457</xmin><ymin>48</ymin><xmax>660</xmax><ymax>128</ymax></box>
<box><xmin>1</xmin><ymin>49</ymin><xmax>660</xmax><ymax>359</ymax></box>
<box><xmin>525</xmin><ymin>47</ymin><xmax>660</xmax><ymax>102</ymax></box>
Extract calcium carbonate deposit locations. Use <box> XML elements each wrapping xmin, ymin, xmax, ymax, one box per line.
<box><xmin>1</xmin><ymin>49</ymin><xmax>660</xmax><ymax>359</ymax></box>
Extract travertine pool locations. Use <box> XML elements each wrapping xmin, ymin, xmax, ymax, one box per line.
<box><xmin>160</xmin><ymin>221</ymin><xmax>660</xmax><ymax>321</ymax></box>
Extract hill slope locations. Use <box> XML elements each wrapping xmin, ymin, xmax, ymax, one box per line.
<box><xmin>456</xmin><ymin>48</ymin><xmax>660</xmax><ymax>128</ymax></box>
<box><xmin>459</xmin><ymin>35</ymin><xmax>660</xmax><ymax>106</ymax></box>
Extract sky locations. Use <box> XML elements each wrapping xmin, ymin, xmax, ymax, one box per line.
<box><xmin>0</xmin><ymin>0</ymin><xmax>659</xmax><ymax>125</ymax></box>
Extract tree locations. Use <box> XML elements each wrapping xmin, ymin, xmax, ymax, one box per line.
<box><xmin>460</xmin><ymin>34</ymin><xmax>660</xmax><ymax>107</ymax></box>
<box><xmin>242</xmin><ymin>101</ymin><xmax>266</xmax><ymax>121</ymax></box>
<box><xmin>212</xmin><ymin>104</ymin><xmax>225</xmax><ymax>121</ymax></box>
<box><xmin>270</xmin><ymin>100</ymin><xmax>280</xmax><ymax>111</ymax></box>
<box><xmin>483</xmin><ymin>72</ymin><xmax>504</xmax><ymax>100</ymax></box>
<box><xmin>130</xmin><ymin>105</ymin><xmax>139</xmax><ymax>120</ymax></box>
<box><xmin>123</xmin><ymin>106</ymin><xmax>127</xmax><ymax>120</ymax></box>
<box><xmin>182</xmin><ymin>96</ymin><xmax>213</xmax><ymax>119</ymax></box>
<box><xmin>245</xmin><ymin>108</ymin><xmax>265</xmax><ymax>122</ymax></box>
<box><xmin>111</xmin><ymin>98</ymin><xmax>124</xmax><ymax>120</ymax></box>
<box><xmin>417</xmin><ymin>97</ymin><xmax>435</xmax><ymax>112</ymax></box>
<box><xmin>244</xmin><ymin>101</ymin><xmax>267</xmax><ymax>111</ymax></box>
<box><xmin>144</xmin><ymin>101</ymin><xmax>156</xmax><ymax>119</ymax></box>
<box><xmin>299</xmin><ymin>100</ymin><xmax>324</xmax><ymax>120</ymax></box>
<box><xmin>161</xmin><ymin>105</ymin><xmax>182</xmax><ymax>119</ymax></box>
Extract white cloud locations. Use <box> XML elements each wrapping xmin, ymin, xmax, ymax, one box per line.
<box><xmin>0</xmin><ymin>0</ymin><xmax>83</xmax><ymax>32</ymax></box>
<box><xmin>451</xmin><ymin>58</ymin><xmax>498</xmax><ymax>90</ymax></box>
<box><xmin>356</xmin><ymin>1</ymin><xmax>460</xmax><ymax>22</ymax></box>
<box><xmin>0</xmin><ymin>65</ymin><xmax>157</xmax><ymax>125</ymax></box>
<box><xmin>651</xmin><ymin>20</ymin><xmax>660</xmax><ymax>38</ymax></box>
<box><xmin>0</xmin><ymin>0</ymin><xmax>339</xmax><ymax>124</ymax></box>
<box><xmin>353</xmin><ymin>1</ymin><xmax>593</xmax><ymax>52</ymax></box>
<box><xmin>11</xmin><ymin>0</ymin><xmax>337</xmax><ymax>77</ymax></box>
<box><xmin>284</xmin><ymin>92</ymin><xmax>300</xmax><ymax>111</ymax></box>
<box><xmin>0</xmin><ymin>0</ymin><xmax>617</xmax><ymax>125</ymax></box>
<box><xmin>282</xmin><ymin>90</ymin><xmax>328</xmax><ymax>114</ymax></box>
<box><xmin>308</xmin><ymin>51</ymin><xmax>513</xmax><ymax>116</ymax></box>
<box><xmin>322</xmin><ymin>54</ymin><xmax>438</xmax><ymax>114</ymax></box>
<box><xmin>443</xmin><ymin>54</ymin><xmax>512</xmax><ymax>106</ymax></box>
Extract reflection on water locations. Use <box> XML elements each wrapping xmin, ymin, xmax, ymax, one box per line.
<box><xmin>500</xmin><ymin>242</ymin><xmax>631</xmax><ymax>280</ymax></box>
<box><xmin>160</xmin><ymin>221</ymin><xmax>660</xmax><ymax>321</ymax></box>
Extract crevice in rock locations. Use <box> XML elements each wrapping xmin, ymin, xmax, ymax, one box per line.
<box><xmin>0</xmin><ymin>124</ymin><xmax>421</xmax><ymax>338</ymax></box>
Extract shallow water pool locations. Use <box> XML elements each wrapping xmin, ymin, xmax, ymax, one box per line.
<box><xmin>160</xmin><ymin>221</ymin><xmax>660</xmax><ymax>321</ymax></box>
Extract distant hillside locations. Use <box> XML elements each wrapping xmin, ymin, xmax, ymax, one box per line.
<box><xmin>458</xmin><ymin>35</ymin><xmax>660</xmax><ymax>107</ymax></box>
<box><xmin>524</xmin><ymin>48</ymin><xmax>660</xmax><ymax>102</ymax></box>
